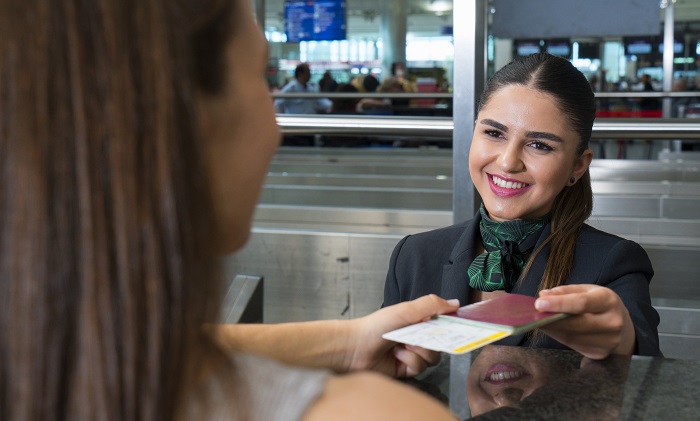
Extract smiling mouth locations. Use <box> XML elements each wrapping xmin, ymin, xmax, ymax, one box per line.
<box><xmin>491</xmin><ymin>175</ymin><xmax>529</xmax><ymax>190</ymax></box>
<box><xmin>487</xmin><ymin>370</ymin><xmax>526</xmax><ymax>382</ymax></box>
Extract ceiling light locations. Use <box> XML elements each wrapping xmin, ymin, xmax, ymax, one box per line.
<box><xmin>426</xmin><ymin>0</ymin><xmax>452</xmax><ymax>14</ymax></box>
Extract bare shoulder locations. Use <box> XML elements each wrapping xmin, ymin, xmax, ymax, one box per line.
<box><xmin>303</xmin><ymin>371</ymin><xmax>456</xmax><ymax>421</ymax></box>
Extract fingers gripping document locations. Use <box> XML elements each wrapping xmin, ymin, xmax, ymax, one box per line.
<box><xmin>383</xmin><ymin>294</ymin><xmax>569</xmax><ymax>354</ymax></box>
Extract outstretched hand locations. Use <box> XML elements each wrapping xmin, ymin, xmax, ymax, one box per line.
<box><xmin>345</xmin><ymin>294</ymin><xmax>459</xmax><ymax>377</ymax></box>
<box><xmin>535</xmin><ymin>284</ymin><xmax>636</xmax><ymax>359</ymax></box>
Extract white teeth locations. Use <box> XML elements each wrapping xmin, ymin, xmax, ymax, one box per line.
<box><xmin>488</xmin><ymin>371</ymin><xmax>524</xmax><ymax>381</ymax></box>
<box><xmin>492</xmin><ymin>175</ymin><xmax>526</xmax><ymax>189</ymax></box>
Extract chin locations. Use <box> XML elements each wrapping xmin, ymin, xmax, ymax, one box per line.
<box><xmin>483</xmin><ymin>204</ymin><xmax>526</xmax><ymax>221</ymax></box>
<box><xmin>219</xmin><ymin>225</ymin><xmax>252</xmax><ymax>255</ymax></box>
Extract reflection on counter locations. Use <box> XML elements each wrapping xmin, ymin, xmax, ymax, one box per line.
<box><xmin>468</xmin><ymin>346</ymin><xmax>627</xmax><ymax>420</ymax></box>
<box><xmin>407</xmin><ymin>345</ymin><xmax>700</xmax><ymax>420</ymax></box>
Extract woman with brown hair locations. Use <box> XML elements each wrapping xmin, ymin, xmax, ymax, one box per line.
<box><xmin>0</xmin><ymin>0</ymin><xmax>458</xmax><ymax>419</ymax></box>
<box><xmin>383</xmin><ymin>53</ymin><xmax>661</xmax><ymax>359</ymax></box>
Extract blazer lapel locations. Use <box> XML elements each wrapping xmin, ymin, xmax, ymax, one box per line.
<box><xmin>440</xmin><ymin>213</ymin><xmax>480</xmax><ymax>305</ymax></box>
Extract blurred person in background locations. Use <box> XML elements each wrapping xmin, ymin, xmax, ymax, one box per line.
<box><xmin>319</xmin><ymin>70</ymin><xmax>339</xmax><ymax>93</ymax></box>
<box><xmin>274</xmin><ymin>62</ymin><xmax>332</xmax><ymax>114</ymax></box>
<box><xmin>638</xmin><ymin>74</ymin><xmax>661</xmax><ymax>112</ymax></box>
<box><xmin>356</xmin><ymin>76</ymin><xmax>407</xmax><ymax>115</ymax></box>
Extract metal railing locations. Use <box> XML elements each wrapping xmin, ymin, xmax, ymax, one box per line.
<box><xmin>276</xmin><ymin>114</ymin><xmax>700</xmax><ymax>140</ymax></box>
<box><xmin>270</xmin><ymin>91</ymin><xmax>700</xmax><ymax>99</ymax></box>
<box><xmin>271</xmin><ymin>92</ymin><xmax>453</xmax><ymax>99</ymax></box>
<box><xmin>277</xmin><ymin>115</ymin><xmax>453</xmax><ymax>137</ymax></box>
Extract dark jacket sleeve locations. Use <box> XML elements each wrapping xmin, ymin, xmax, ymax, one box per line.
<box><xmin>382</xmin><ymin>222</ymin><xmax>471</xmax><ymax>308</ymax></box>
<box><xmin>591</xmin><ymin>238</ymin><xmax>661</xmax><ymax>357</ymax></box>
<box><xmin>382</xmin><ymin>235</ymin><xmax>410</xmax><ymax>307</ymax></box>
<box><xmin>519</xmin><ymin>226</ymin><xmax>661</xmax><ymax>356</ymax></box>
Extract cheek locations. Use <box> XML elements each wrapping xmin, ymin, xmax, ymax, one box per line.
<box><xmin>207</xmin><ymin>144</ymin><xmax>257</xmax><ymax>253</ymax></box>
<box><xmin>468</xmin><ymin>142</ymin><xmax>488</xmax><ymax>174</ymax></box>
<box><xmin>530</xmin><ymin>163</ymin><xmax>570</xmax><ymax>198</ymax></box>
<box><xmin>242</xmin><ymin>86</ymin><xmax>280</xmax><ymax>154</ymax></box>
<box><xmin>541</xmin><ymin>160</ymin><xmax>572</xmax><ymax>184</ymax></box>
<box><xmin>208</xmin><ymin>77</ymin><xmax>279</xmax><ymax>253</ymax></box>
<box><xmin>206</xmin><ymin>121</ymin><xmax>276</xmax><ymax>254</ymax></box>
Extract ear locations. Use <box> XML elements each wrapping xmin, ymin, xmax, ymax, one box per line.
<box><xmin>571</xmin><ymin>148</ymin><xmax>593</xmax><ymax>181</ymax></box>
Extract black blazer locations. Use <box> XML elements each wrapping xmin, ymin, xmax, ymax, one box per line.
<box><xmin>382</xmin><ymin>212</ymin><xmax>662</xmax><ymax>357</ymax></box>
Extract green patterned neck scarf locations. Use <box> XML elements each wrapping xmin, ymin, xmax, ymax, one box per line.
<box><xmin>468</xmin><ymin>205</ymin><xmax>550</xmax><ymax>292</ymax></box>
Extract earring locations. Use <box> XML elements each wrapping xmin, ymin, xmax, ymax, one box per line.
<box><xmin>569</xmin><ymin>176</ymin><xmax>576</xmax><ymax>185</ymax></box>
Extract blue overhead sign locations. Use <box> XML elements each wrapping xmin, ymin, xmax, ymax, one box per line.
<box><xmin>285</xmin><ymin>1</ymin><xmax>346</xmax><ymax>42</ymax></box>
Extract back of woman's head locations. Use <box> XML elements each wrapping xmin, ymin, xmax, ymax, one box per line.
<box><xmin>478</xmin><ymin>53</ymin><xmax>596</xmax><ymax>155</ymax></box>
<box><xmin>0</xmin><ymin>0</ymin><xmax>239</xmax><ymax>419</ymax></box>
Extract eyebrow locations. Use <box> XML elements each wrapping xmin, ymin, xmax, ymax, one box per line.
<box><xmin>479</xmin><ymin>118</ymin><xmax>564</xmax><ymax>143</ymax></box>
<box><xmin>479</xmin><ymin>119</ymin><xmax>508</xmax><ymax>132</ymax></box>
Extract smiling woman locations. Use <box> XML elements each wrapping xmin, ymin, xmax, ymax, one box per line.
<box><xmin>383</xmin><ymin>53</ymin><xmax>662</xmax><ymax>360</ymax></box>
<box><xmin>470</xmin><ymin>87</ymin><xmax>592</xmax><ymax>222</ymax></box>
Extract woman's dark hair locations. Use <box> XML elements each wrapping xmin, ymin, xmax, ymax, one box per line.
<box><xmin>477</xmin><ymin>53</ymin><xmax>597</xmax><ymax>293</ymax></box>
<box><xmin>0</xmin><ymin>0</ymin><xmax>240</xmax><ymax>419</ymax></box>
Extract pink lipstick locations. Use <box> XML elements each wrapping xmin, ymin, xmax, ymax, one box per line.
<box><xmin>488</xmin><ymin>174</ymin><xmax>531</xmax><ymax>197</ymax></box>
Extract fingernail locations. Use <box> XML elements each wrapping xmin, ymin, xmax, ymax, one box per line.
<box><xmin>535</xmin><ymin>299</ymin><xmax>549</xmax><ymax>310</ymax></box>
<box><xmin>447</xmin><ymin>299</ymin><xmax>460</xmax><ymax>307</ymax></box>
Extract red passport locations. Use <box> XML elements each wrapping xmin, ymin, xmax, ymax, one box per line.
<box><xmin>446</xmin><ymin>293</ymin><xmax>567</xmax><ymax>332</ymax></box>
<box><xmin>382</xmin><ymin>294</ymin><xmax>568</xmax><ymax>354</ymax></box>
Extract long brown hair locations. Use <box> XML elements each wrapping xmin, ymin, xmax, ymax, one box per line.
<box><xmin>477</xmin><ymin>53</ymin><xmax>596</xmax><ymax>293</ymax></box>
<box><xmin>0</xmin><ymin>0</ymin><xmax>239</xmax><ymax>419</ymax></box>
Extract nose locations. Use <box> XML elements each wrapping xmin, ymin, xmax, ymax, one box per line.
<box><xmin>493</xmin><ymin>387</ymin><xmax>525</xmax><ymax>407</ymax></box>
<box><xmin>497</xmin><ymin>142</ymin><xmax>525</xmax><ymax>173</ymax></box>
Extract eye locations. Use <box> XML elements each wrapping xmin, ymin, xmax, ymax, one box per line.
<box><xmin>527</xmin><ymin>140</ymin><xmax>555</xmax><ymax>152</ymax></box>
<box><xmin>484</xmin><ymin>129</ymin><xmax>503</xmax><ymax>139</ymax></box>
